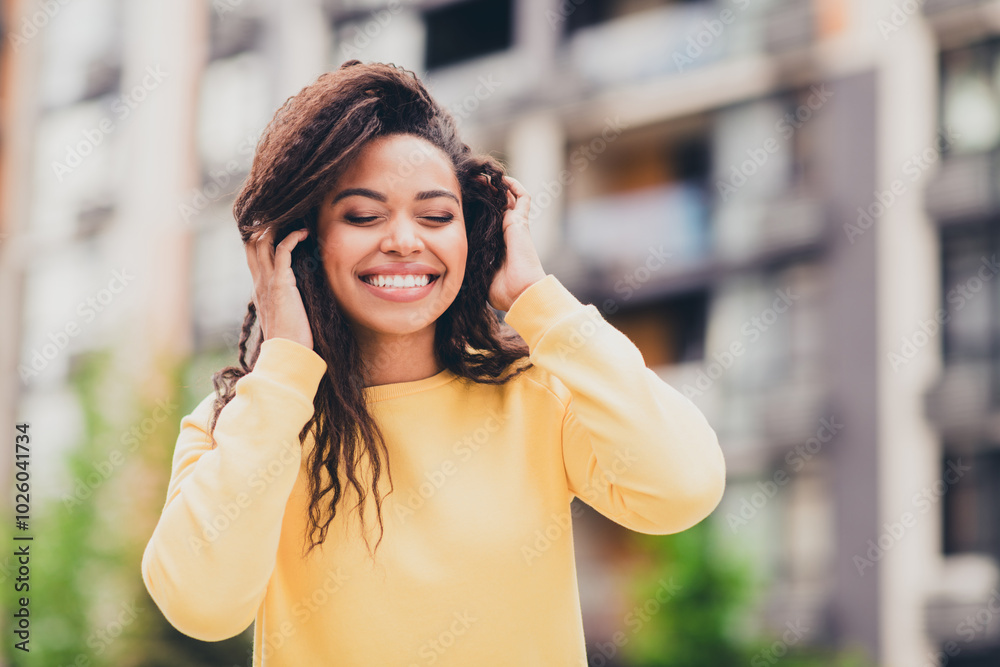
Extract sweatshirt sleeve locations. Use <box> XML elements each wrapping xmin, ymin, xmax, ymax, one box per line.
<box><xmin>503</xmin><ymin>274</ymin><xmax>726</xmax><ymax>535</ymax></box>
<box><xmin>141</xmin><ymin>336</ymin><xmax>328</xmax><ymax>641</ymax></box>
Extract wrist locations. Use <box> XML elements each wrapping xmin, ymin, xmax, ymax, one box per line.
<box><xmin>508</xmin><ymin>273</ymin><xmax>547</xmax><ymax>311</ymax></box>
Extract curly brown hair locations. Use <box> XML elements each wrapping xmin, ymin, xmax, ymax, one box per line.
<box><xmin>207</xmin><ymin>60</ymin><xmax>532</xmax><ymax>558</ymax></box>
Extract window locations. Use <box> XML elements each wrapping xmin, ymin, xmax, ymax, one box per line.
<box><xmin>38</xmin><ymin>0</ymin><xmax>121</xmax><ymax>107</ymax></box>
<box><xmin>940</xmin><ymin>221</ymin><xmax>1000</xmax><ymax>409</ymax></box>
<box><xmin>563</xmin><ymin>0</ymin><xmax>687</xmax><ymax>33</ymax></box>
<box><xmin>208</xmin><ymin>10</ymin><xmax>262</xmax><ymax>61</ymax></box>
<box><xmin>563</xmin><ymin>120</ymin><xmax>713</xmax><ymax>266</ymax></box>
<box><xmin>943</xmin><ymin>449</ymin><xmax>1000</xmax><ymax>560</ymax></box>
<box><xmin>423</xmin><ymin>0</ymin><xmax>513</xmax><ymax>70</ymax></box>
<box><xmin>607</xmin><ymin>292</ymin><xmax>707</xmax><ymax>366</ymax></box>
<box><xmin>940</xmin><ymin>39</ymin><xmax>1000</xmax><ymax>155</ymax></box>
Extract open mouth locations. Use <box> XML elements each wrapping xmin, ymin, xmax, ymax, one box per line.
<box><xmin>358</xmin><ymin>274</ymin><xmax>440</xmax><ymax>289</ymax></box>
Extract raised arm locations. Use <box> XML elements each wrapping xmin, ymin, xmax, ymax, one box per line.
<box><xmin>503</xmin><ymin>275</ymin><xmax>726</xmax><ymax>535</ymax></box>
<box><xmin>140</xmin><ymin>336</ymin><xmax>327</xmax><ymax>641</ymax></box>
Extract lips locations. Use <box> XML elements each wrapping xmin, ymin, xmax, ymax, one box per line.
<box><xmin>357</xmin><ymin>263</ymin><xmax>442</xmax><ymax>278</ymax></box>
<box><xmin>358</xmin><ymin>270</ymin><xmax>440</xmax><ymax>303</ymax></box>
<box><xmin>358</xmin><ymin>262</ymin><xmax>441</xmax><ymax>302</ymax></box>
<box><xmin>360</xmin><ymin>274</ymin><xmax>437</xmax><ymax>288</ymax></box>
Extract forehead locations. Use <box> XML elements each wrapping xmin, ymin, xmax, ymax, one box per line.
<box><xmin>332</xmin><ymin>134</ymin><xmax>459</xmax><ymax>195</ymax></box>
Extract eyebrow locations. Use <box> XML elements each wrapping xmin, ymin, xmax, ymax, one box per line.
<box><xmin>330</xmin><ymin>187</ymin><xmax>460</xmax><ymax>206</ymax></box>
<box><xmin>415</xmin><ymin>189</ymin><xmax>460</xmax><ymax>204</ymax></box>
<box><xmin>330</xmin><ymin>188</ymin><xmax>386</xmax><ymax>205</ymax></box>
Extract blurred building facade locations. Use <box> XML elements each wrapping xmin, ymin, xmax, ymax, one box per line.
<box><xmin>3</xmin><ymin>0</ymin><xmax>1000</xmax><ymax>665</ymax></box>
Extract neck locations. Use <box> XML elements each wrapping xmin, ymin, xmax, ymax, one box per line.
<box><xmin>355</xmin><ymin>325</ymin><xmax>441</xmax><ymax>387</ymax></box>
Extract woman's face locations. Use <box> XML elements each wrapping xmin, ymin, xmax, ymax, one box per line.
<box><xmin>316</xmin><ymin>133</ymin><xmax>467</xmax><ymax>342</ymax></box>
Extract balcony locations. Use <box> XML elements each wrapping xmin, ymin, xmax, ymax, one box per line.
<box><xmin>925</xmin><ymin>151</ymin><xmax>996</xmax><ymax>225</ymax></box>
<box><xmin>925</xmin><ymin>362</ymin><xmax>1000</xmax><ymax>442</ymax></box>
<box><xmin>926</xmin><ymin>554</ymin><xmax>1000</xmax><ymax>650</ymax></box>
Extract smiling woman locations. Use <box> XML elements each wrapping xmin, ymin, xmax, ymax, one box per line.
<box><xmin>317</xmin><ymin>133</ymin><xmax>471</xmax><ymax>375</ymax></box>
<box><xmin>140</xmin><ymin>60</ymin><xmax>726</xmax><ymax>666</ymax></box>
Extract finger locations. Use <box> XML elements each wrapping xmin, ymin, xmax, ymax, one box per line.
<box><xmin>504</xmin><ymin>175</ymin><xmax>528</xmax><ymax>197</ymax></box>
<box><xmin>274</xmin><ymin>228</ymin><xmax>308</xmax><ymax>273</ymax></box>
<box><xmin>255</xmin><ymin>226</ymin><xmax>276</xmax><ymax>274</ymax></box>
<box><xmin>504</xmin><ymin>176</ymin><xmax>531</xmax><ymax>219</ymax></box>
<box><xmin>245</xmin><ymin>231</ymin><xmax>262</xmax><ymax>282</ymax></box>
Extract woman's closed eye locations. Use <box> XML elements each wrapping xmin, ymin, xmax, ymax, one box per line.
<box><xmin>345</xmin><ymin>214</ymin><xmax>379</xmax><ymax>224</ymax></box>
<box><xmin>421</xmin><ymin>213</ymin><xmax>454</xmax><ymax>223</ymax></box>
<box><xmin>344</xmin><ymin>213</ymin><xmax>455</xmax><ymax>224</ymax></box>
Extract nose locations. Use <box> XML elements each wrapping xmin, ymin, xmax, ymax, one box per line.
<box><xmin>379</xmin><ymin>214</ymin><xmax>425</xmax><ymax>255</ymax></box>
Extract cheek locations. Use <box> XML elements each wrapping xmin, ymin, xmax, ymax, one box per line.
<box><xmin>318</xmin><ymin>232</ymin><xmax>358</xmax><ymax>274</ymax></box>
<box><xmin>450</xmin><ymin>225</ymin><xmax>469</xmax><ymax>265</ymax></box>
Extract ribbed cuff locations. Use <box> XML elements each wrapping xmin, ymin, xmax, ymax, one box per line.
<box><xmin>253</xmin><ymin>337</ymin><xmax>328</xmax><ymax>398</ymax></box>
<box><xmin>503</xmin><ymin>274</ymin><xmax>587</xmax><ymax>350</ymax></box>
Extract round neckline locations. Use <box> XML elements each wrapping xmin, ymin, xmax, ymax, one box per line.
<box><xmin>363</xmin><ymin>367</ymin><xmax>458</xmax><ymax>403</ymax></box>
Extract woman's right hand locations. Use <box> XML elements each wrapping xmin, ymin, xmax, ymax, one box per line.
<box><xmin>244</xmin><ymin>226</ymin><xmax>314</xmax><ymax>350</ymax></box>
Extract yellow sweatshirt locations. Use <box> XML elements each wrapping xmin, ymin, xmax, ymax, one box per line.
<box><xmin>141</xmin><ymin>274</ymin><xmax>726</xmax><ymax>666</ymax></box>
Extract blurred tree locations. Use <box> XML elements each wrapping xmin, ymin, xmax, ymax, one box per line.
<box><xmin>1</xmin><ymin>347</ymin><xmax>252</xmax><ymax>666</ymax></box>
<box><xmin>619</xmin><ymin>519</ymin><xmax>874</xmax><ymax>667</ymax></box>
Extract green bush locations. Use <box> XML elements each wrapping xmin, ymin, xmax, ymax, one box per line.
<box><xmin>619</xmin><ymin>519</ymin><xmax>875</xmax><ymax>667</ymax></box>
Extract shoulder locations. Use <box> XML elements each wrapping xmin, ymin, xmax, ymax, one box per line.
<box><xmin>186</xmin><ymin>389</ymin><xmax>220</xmax><ymax>424</ymax></box>
<box><xmin>175</xmin><ymin>389</ymin><xmax>224</xmax><ymax>439</ymax></box>
<box><xmin>480</xmin><ymin>357</ymin><xmax>571</xmax><ymax>411</ymax></box>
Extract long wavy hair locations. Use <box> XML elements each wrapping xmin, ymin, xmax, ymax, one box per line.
<box><xmin>206</xmin><ymin>60</ymin><xmax>533</xmax><ymax>558</ymax></box>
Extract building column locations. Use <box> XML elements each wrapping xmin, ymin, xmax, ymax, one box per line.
<box><xmin>815</xmin><ymin>69</ymin><xmax>882</xmax><ymax>660</ymax></box>
<box><xmin>113</xmin><ymin>0</ymin><xmax>207</xmax><ymax>398</ymax></box>
<box><xmin>875</xmin><ymin>14</ymin><xmax>941</xmax><ymax>667</ymax></box>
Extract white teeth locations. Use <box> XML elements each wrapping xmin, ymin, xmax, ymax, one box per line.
<box><xmin>363</xmin><ymin>274</ymin><xmax>432</xmax><ymax>288</ymax></box>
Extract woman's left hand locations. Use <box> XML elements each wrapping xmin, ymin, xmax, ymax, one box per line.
<box><xmin>487</xmin><ymin>175</ymin><xmax>547</xmax><ymax>312</ymax></box>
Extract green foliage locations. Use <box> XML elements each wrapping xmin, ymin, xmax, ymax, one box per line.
<box><xmin>619</xmin><ymin>519</ymin><xmax>876</xmax><ymax>667</ymax></box>
<box><xmin>3</xmin><ymin>349</ymin><xmax>115</xmax><ymax>667</ymax></box>
<box><xmin>2</xmin><ymin>346</ymin><xmax>253</xmax><ymax>666</ymax></box>
<box><xmin>621</xmin><ymin>519</ymin><xmax>756</xmax><ymax>666</ymax></box>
